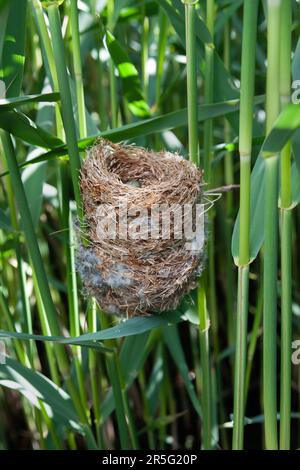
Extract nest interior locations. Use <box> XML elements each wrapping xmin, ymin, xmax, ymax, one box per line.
<box><xmin>76</xmin><ymin>139</ymin><xmax>205</xmax><ymax>316</ymax></box>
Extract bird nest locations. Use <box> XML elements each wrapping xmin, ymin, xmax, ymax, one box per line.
<box><xmin>76</xmin><ymin>139</ymin><xmax>206</xmax><ymax>316</ymax></box>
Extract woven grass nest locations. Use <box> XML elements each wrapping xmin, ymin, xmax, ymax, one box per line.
<box><xmin>76</xmin><ymin>138</ymin><xmax>206</xmax><ymax>317</ymax></box>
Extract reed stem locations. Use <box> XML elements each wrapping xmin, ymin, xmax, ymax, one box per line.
<box><xmin>232</xmin><ymin>0</ymin><xmax>258</xmax><ymax>450</ymax></box>
<box><xmin>263</xmin><ymin>0</ymin><xmax>281</xmax><ymax>449</ymax></box>
<box><xmin>279</xmin><ymin>0</ymin><xmax>292</xmax><ymax>450</ymax></box>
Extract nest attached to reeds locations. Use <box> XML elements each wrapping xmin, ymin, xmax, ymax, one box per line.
<box><xmin>76</xmin><ymin>139</ymin><xmax>206</xmax><ymax>316</ymax></box>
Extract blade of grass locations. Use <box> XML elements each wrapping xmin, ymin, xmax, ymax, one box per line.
<box><xmin>0</xmin><ymin>92</ymin><xmax>60</xmax><ymax>111</ymax></box>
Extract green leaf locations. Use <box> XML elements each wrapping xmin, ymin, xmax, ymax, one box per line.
<box><xmin>156</xmin><ymin>0</ymin><xmax>242</xmax><ymax>131</ymax></box>
<box><xmin>100</xmin><ymin>331</ymin><xmax>157</xmax><ymax>422</ymax></box>
<box><xmin>262</xmin><ymin>103</ymin><xmax>300</xmax><ymax>156</ymax></box>
<box><xmin>69</xmin><ymin>75</ymin><xmax>99</xmax><ymax>137</ymax></box>
<box><xmin>104</xmin><ymin>29</ymin><xmax>151</xmax><ymax>118</ymax></box>
<box><xmin>72</xmin><ymin>309</ymin><xmax>183</xmax><ymax>342</ymax></box>
<box><xmin>147</xmin><ymin>353</ymin><xmax>164</xmax><ymax>416</ymax></box>
<box><xmin>232</xmin><ymin>150</ymin><xmax>300</xmax><ymax>265</ymax></box>
<box><xmin>120</xmin><ymin>332</ymin><xmax>151</xmax><ymax>382</ymax></box>
<box><xmin>110</xmin><ymin>0</ymin><xmax>128</xmax><ymax>30</ymax></box>
<box><xmin>0</xmin><ymin>92</ymin><xmax>60</xmax><ymax>112</ymax></box>
<box><xmin>0</xmin><ymin>97</ymin><xmax>251</xmax><ymax>176</ymax></box>
<box><xmin>232</xmin><ymin>155</ymin><xmax>265</xmax><ymax>264</ymax></box>
<box><xmin>0</xmin><ymin>0</ymin><xmax>27</xmax><ymax>98</ymax></box>
<box><xmin>291</xmin><ymin>161</ymin><xmax>300</xmax><ymax>206</ymax></box>
<box><xmin>22</xmin><ymin>99</ymin><xmax>57</xmax><ymax>227</ymax></box>
<box><xmin>158</xmin><ymin>0</ymin><xmax>211</xmax><ymax>45</ymax></box>
<box><xmin>163</xmin><ymin>324</ymin><xmax>202</xmax><ymax>417</ymax></box>
<box><xmin>41</xmin><ymin>0</ymin><xmax>64</xmax><ymax>6</ymax></box>
<box><xmin>0</xmin><ymin>109</ymin><xmax>63</xmax><ymax>148</ymax></box>
<box><xmin>292</xmin><ymin>36</ymin><xmax>300</xmax><ymax>83</ymax></box>
<box><xmin>0</xmin><ymin>310</ymin><xmax>182</xmax><ymax>346</ymax></box>
<box><xmin>0</xmin><ymin>356</ymin><xmax>82</xmax><ymax>431</ymax></box>
<box><xmin>99</xmin><ymin>98</ymin><xmax>245</xmax><ymax>142</ymax></box>
<box><xmin>0</xmin><ymin>329</ymin><xmax>112</xmax><ymax>352</ymax></box>
<box><xmin>215</xmin><ymin>0</ymin><xmax>244</xmax><ymax>34</ymax></box>
<box><xmin>0</xmin><ymin>97</ymin><xmax>264</xmax><ymax>179</ymax></box>
<box><xmin>1</xmin><ymin>96</ymin><xmax>265</xmax><ymax>180</ymax></box>
<box><xmin>0</xmin><ymin>0</ymin><xmax>9</xmax><ymax>64</ymax></box>
<box><xmin>0</xmin><ymin>208</ymin><xmax>12</xmax><ymax>231</ymax></box>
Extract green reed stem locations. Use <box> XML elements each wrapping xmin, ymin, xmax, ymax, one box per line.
<box><xmin>107</xmin><ymin>0</ymin><xmax>118</xmax><ymax>128</ymax></box>
<box><xmin>198</xmin><ymin>285</ymin><xmax>212</xmax><ymax>449</ymax></box>
<box><xmin>232</xmin><ymin>0</ymin><xmax>258</xmax><ymax>450</ymax></box>
<box><xmin>203</xmin><ymin>0</ymin><xmax>214</xmax><ymax>182</ymax></box>
<box><xmin>96</xmin><ymin>52</ymin><xmax>108</xmax><ymax>131</ymax></box>
<box><xmin>245</xmin><ymin>281</ymin><xmax>263</xmax><ymax>404</ymax></box>
<box><xmin>70</xmin><ymin>0</ymin><xmax>87</xmax><ymax>137</ymax></box>
<box><xmin>68</xmin><ymin>0</ymin><xmax>92</xmax><ymax>418</ymax></box>
<box><xmin>263</xmin><ymin>0</ymin><xmax>281</xmax><ymax>449</ymax></box>
<box><xmin>155</xmin><ymin>8</ymin><xmax>168</xmax><ymax>112</ymax></box>
<box><xmin>223</xmin><ymin>20</ymin><xmax>234</xmax><ymax>350</ymax></box>
<box><xmin>88</xmin><ymin>302</ymin><xmax>104</xmax><ymax>448</ymax></box>
<box><xmin>184</xmin><ymin>0</ymin><xmax>212</xmax><ymax>449</ymax></box>
<box><xmin>46</xmin><ymin>3</ymin><xmax>82</xmax><ymax>216</ymax></box>
<box><xmin>32</xmin><ymin>0</ymin><xmax>58</xmax><ymax>87</ymax></box>
<box><xmin>141</xmin><ymin>0</ymin><xmax>149</xmax><ymax>101</ymax></box>
<box><xmin>279</xmin><ymin>0</ymin><xmax>292</xmax><ymax>450</ymax></box>
<box><xmin>184</xmin><ymin>0</ymin><xmax>198</xmax><ymax>165</ymax></box>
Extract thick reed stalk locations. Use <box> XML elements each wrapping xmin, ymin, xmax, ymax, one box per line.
<box><xmin>197</xmin><ymin>286</ymin><xmax>212</xmax><ymax>449</ymax></box>
<box><xmin>203</xmin><ymin>0</ymin><xmax>214</xmax><ymax>182</ymax></box>
<box><xmin>184</xmin><ymin>0</ymin><xmax>212</xmax><ymax>449</ymax></box>
<box><xmin>223</xmin><ymin>20</ymin><xmax>234</xmax><ymax>348</ymax></box>
<box><xmin>203</xmin><ymin>1</ymin><xmax>223</xmax><ymax>450</ymax></box>
<box><xmin>232</xmin><ymin>0</ymin><xmax>258</xmax><ymax>450</ymax></box>
<box><xmin>184</xmin><ymin>0</ymin><xmax>198</xmax><ymax>165</ymax></box>
<box><xmin>279</xmin><ymin>0</ymin><xmax>292</xmax><ymax>450</ymax></box>
<box><xmin>263</xmin><ymin>0</ymin><xmax>281</xmax><ymax>449</ymax></box>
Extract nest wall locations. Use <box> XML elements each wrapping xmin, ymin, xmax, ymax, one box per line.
<box><xmin>76</xmin><ymin>139</ymin><xmax>205</xmax><ymax>316</ymax></box>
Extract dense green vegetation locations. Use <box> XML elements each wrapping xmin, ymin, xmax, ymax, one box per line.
<box><xmin>0</xmin><ymin>0</ymin><xmax>300</xmax><ymax>450</ymax></box>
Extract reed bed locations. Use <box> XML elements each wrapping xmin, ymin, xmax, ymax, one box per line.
<box><xmin>0</xmin><ymin>0</ymin><xmax>299</xmax><ymax>451</ymax></box>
